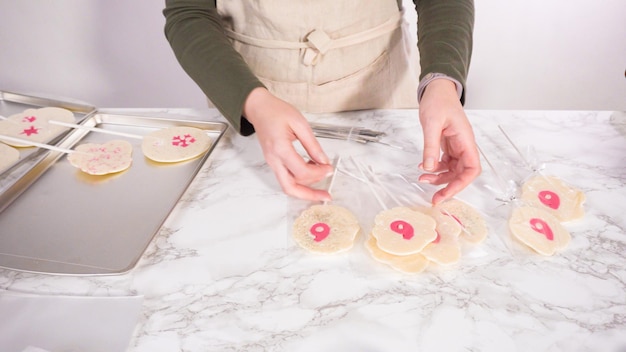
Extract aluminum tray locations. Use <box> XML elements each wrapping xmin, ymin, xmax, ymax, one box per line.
<box><xmin>0</xmin><ymin>90</ymin><xmax>97</xmax><ymax>190</ymax></box>
<box><xmin>0</xmin><ymin>112</ymin><xmax>228</xmax><ymax>275</ymax></box>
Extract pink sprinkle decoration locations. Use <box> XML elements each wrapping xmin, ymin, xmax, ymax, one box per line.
<box><xmin>171</xmin><ymin>134</ymin><xmax>196</xmax><ymax>147</ymax></box>
<box><xmin>20</xmin><ymin>126</ymin><xmax>40</xmax><ymax>137</ymax></box>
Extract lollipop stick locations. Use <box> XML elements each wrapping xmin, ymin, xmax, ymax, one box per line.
<box><xmin>362</xmin><ymin>164</ymin><xmax>403</xmax><ymax>207</ymax></box>
<box><xmin>476</xmin><ymin>143</ymin><xmax>513</xmax><ymax>199</ymax></box>
<box><xmin>350</xmin><ymin>157</ymin><xmax>387</xmax><ymax>211</ymax></box>
<box><xmin>323</xmin><ymin>156</ymin><xmax>341</xmax><ymax>206</ymax></box>
<box><xmin>49</xmin><ymin>120</ymin><xmax>143</xmax><ymax>140</ymax></box>
<box><xmin>392</xmin><ymin>173</ymin><xmax>431</xmax><ymax>207</ymax></box>
<box><xmin>0</xmin><ymin>134</ymin><xmax>76</xmax><ymax>154</ymax></box>
<box><xmin>497</xmin><ymin>125</ymin><xmax>535</xmax><ymax>171</ymax></box>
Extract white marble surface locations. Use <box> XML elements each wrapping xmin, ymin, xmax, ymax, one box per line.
<box><xmin>1</xmin><ymin>108</ymin><xmax>625</xmax><ymax>351</ymax></box>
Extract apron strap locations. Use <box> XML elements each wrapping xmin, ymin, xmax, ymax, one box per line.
<box><xmin>224</xmin><ymin>11</ymin><xmax>404</xmax><ymax>66</ymax></box>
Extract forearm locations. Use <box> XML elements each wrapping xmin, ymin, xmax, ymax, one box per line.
<box><xmin>163</xmin><ymin>0</ymin><xmax>263</xmax><ymax>135</ymax></box>
<box><xmin>413</xmin><ymin>0</ymin><xmax>474</xmax><ymax>104</ymax></box>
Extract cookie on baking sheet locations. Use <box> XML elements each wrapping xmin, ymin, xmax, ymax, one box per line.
<box><xmin>292</xmin><ymin>204</ymin><xmax>360</xmax><ymax>254</ymax></box>
<box><xmin>0</xmin><ymin>107</ymin><xmax>75</xmax><ymax>147</ymax></box>
<box><xmin>509</xmin><ymin>206</ymin><xmax>571</xmax><ymax>256</ymax></box>
<box><xmin>415</xmin><ymin>206</ymin><xmax>462</xmax><ymax>265</ymax></box>
<box><xmin>371</xmin><ymin>206</ymin><xmax>437</xmax><ymax>256</ymax></box>
<box><xmin>436</xmin><ymin>199</ymin><xmax>488</xmax><ymax>244</ymax></box>
<box><xmin>365</xmin><ymin>235</ymin><xmax>429</xmax><ymax>274</ymax></box>
<box><xmin>68</xmin><ymin>140</ymin><xmax>133</xmax><ymax>175</ymax></box>
<box><xmin>0</xmin><ymin>143</ymin><xmax>20</xmax><ymax>172</ymax></box>
<box><xmin>521</xmin><ymin>174</ymin><xmax>585</xmax><ymax>222</ymax></box>
<box><xmin>142</xmin><ymin>126</ymin><xmax>212</xmax><ymax>163</ymax></box>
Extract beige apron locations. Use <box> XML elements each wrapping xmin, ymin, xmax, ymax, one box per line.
<box><xmin>216</xmin><ymin>0</ymin><xmax>420</xmax><ymax>112</ymax></box>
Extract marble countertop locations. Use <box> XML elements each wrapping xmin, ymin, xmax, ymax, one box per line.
<box><xmin>1</xmin><ymin>108</ymin><xmax>625</xmax><ymax>351</ymax></box>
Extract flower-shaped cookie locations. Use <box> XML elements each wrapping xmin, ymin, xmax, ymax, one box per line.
<box><xmin>142</xmin><ymin>126</ymin><xmax>212</xmax><ymax>163</ymax></box>
<box><xmin>509</xmin><ymin>206</ymin><xmax>571</xmax><ymax>256</ymax></box>
<box><xmin>67</xmin><ymin>140</ymin><xmax>133</xmax><ymax>175</ymax></box>
<box><xmin>371</xmin><ymin>206</ymin><xmax>437</xmax><ymax>256</ymax></box>
<box><xmin>521</xmin><ymin>175</ymin><xmax>585</xmax><ymax>222</ymax></box>
<box><xmin>292</xmin><ymin>204</ymin><xmax>360</xmax><ymax>254</ymax></box>
<box><xmin>0</xmin><ymin>107</ymin><xmax>75</xmax><ymax>147</ymax></box>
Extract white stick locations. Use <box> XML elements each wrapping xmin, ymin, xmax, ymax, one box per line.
<box><xmin>476</xmin><ymin>143</ymin><xmax>510</xmax><ymax>196</ymax></box>
<box><xmin>392</xmin><ymin>173</ymin><xmax>431</xmax><ymax>207</ymax></box>
<box><xmin>364</xmin><ymin>164</ymin><xmax>403</xmax><ymax>207</ymax></box>
<box><xmin>350</xmin><ymin>156</ymin><xmax>387</xmax><ymax>211</ymax></box>
<box><xmin>323</xmin><ymin>156</ymin><xmax>341</xmax><ymax>206</ymax></box>
<box><xmin>0</xmin><ymin>134</ymin><xmax>75</xmax><ymax>154</ymax></box>
<box><xmin>498</xmin><ymin>125</ymin><xmax>534</xmax><ymax>171</ymax></box>
<box><xmin>49</xmin><ymin>120</ymin><xmax>143</xmax><ymax>140</ymax></box>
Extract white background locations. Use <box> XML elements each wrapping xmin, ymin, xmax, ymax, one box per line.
<box><xmin>0</xmin><ymin>0</ymin><xmax>624</xmax><ymax>111</ymax></box>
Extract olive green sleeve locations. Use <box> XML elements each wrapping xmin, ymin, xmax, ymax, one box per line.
<box><xmin>413</xmin><ymin>0</ymin><xmax>474</xmax><ymax>104</ymax></box>
<box><xmin>163</xmin><ymin>0</ymin><xmax>263</xmax><ymax>135</ymax></box>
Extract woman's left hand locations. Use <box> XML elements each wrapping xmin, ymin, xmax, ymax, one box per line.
<box><xmin>417</xmin><ymin>79</ymin><xmax>482</xmax><ymax>204</ymax></box>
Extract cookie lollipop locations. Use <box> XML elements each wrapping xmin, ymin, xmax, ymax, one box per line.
<box><xmin>142</xmin><ymin>126</ymin><xmax>212</xmax><ymax>163</ymax></box>
<box><xmin>67</xmin><ymin>140</ymin><xmax>133</xmax><ymax>175</ymax></box>
<box><xmin>365</xmin><ymin>235</ymin><xmax>429</xmax><ymax>274</ymax></box>
<box><xmin>509</xmin><ymin>206</ymin><xmax>571</xmax><ymax>256</ymax></box>
<box><xmin>292</xmin><ymin>204</ymin><xmax>361</xmax><ymax>254</ymax></box>
<box><xmin>292</xmin><ymin>157</ymin><xmax>361</xmax><ymax>254</ymax></box>
<box><xmin>0</xmin><ymin>107</ymin><xmax>75</xmax><ymax>147</ymax></box>
<box><xmin>521</xmin><ymin>175</ymin><xmax>585</xmax><ymax>222</ymax></box>
<box><xmin>436</xmin><ymin>199</ymin><xmax>488</xmax><ymax>244</ymax></box>
<box><xmin>415</xmin><ymin>206</ymin><xmax>462</xmax><ymax>265</ymax></box>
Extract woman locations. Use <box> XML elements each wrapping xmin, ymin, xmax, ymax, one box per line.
<box><xmin>163</xmin><ymin>0</ymin><xmax>480</xmax><ymax>204</ymax></box>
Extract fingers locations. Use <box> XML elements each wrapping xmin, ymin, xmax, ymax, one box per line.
<box><xmin>293</xmin><ymin>120</ymin><xmax>330</xmax><ymax>166</ymax></box>
<box><xmin>419</xmin><ymin>145</ymin><xmax>482</xmax><ymax>204</ymax></box>
<box><xmin>420</xmin><ymin>122</ymin><xmax>442</xmax><ymax>173</ymax></box>
<box><xmin>270</xmin><ymin>152</ymin><xmax>332</xmax><ymax>202</ymax></box>
<box><xmin>274</xmin><ymin>162</ymin><xmax>331</xmax><ymax>202</ymax></box>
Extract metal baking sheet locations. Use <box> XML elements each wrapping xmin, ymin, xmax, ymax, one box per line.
<box><xmin>0</xmin><ymin>112</ymin><xmax>228</xmax><ymax>275</ymax></box>
<box><xmin>0</xmin><ymin>90</ymin><xmax>97</xmax><ymax>188</ymax></box>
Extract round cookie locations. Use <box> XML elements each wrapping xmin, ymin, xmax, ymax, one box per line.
<box><xmin>292</xmin><ymin>204</ymin><xmax>360</xmax><ymax>254</ymax></box>
<box><xmin>415</xmin><ymin>206</ymin><xmax>462</xmax><ymax>265</ymax></box>
<box><xmin>0</xmin><ymin>143</ymin><xmax>20</xmax><ymax>172</ymax></box>
<box><xmin>365</xmin><ymin>235</ymin><xmax>429</xmax><ymax>274</ymax></box>
<box><xmin>509</xmin><ymin>206</ymin><xmax>571</xmax><ymax>256</ymax></box>
<box><xmin>142</xmin><ymin>126</ymin><xmax>212</xmax><ymax>163</ymax></box>
<box><xmin>521</xmin><ymin>174</ymin><xmax>585</xmax><ymax>222</ymax></box>
<box><xmin>0</xmin><ymin>107</ymin><xmax>75</xmax><ymax>147</ymax></box>
<box><xmin>68</xmin><ymin>140</ymin><xmax>133</xmax><ymax>175</ymax></box>
<box><xmin>436</xmin><ymin>199</ymin><xmax>488</xmax><ymax>244</ymax></box>
<box><xmin>371</xmin><ymin>206</ymin><xmax>437</xmax><ymax>256</ymax></box>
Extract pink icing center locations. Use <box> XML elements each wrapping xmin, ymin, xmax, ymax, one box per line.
<box><xmin>538</xmin><ymin>190</ymin><xmax>560</xmax><ymax>210</ymax></box>
<box><xmin>529</xmin><ymin>218</ymin><xmax>554</xmax><ymax>241</ymax></box>
<box><xmin>444</xmin><ymin>213</ymin><xmax>464</xmax><ymax>227</ymax></box>
<box><xmin>390</xmin><ymin>220</ymin><xmax>414</xmax><ymax>240</ymax></box>
<box><xmin>22</xmin><ymin>116</ymin><xmax>37</xmax><ymax>123</ymax></box>
<box><xmin>309</xmin><ymin>222</ymin><xmax>330</xmax><ymax>242</ymax></box>
<box><xmin>171</xmin><ymin>134</ymin><xmax>196</xmax><ymax>148</ymax></box>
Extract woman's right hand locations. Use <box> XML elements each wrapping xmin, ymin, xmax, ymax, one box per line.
<box><xmin>243</xmin><ymin>87</ymin><xmax>333</xmax><ymax>201</ymax></box>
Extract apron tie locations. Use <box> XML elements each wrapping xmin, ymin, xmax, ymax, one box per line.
<box><xmin>223</xmin><ymin>11</ymin><xmax>404</xmax><ymax>66</ymax></box>
<box><xmin>303</xmin><ymin>29</ymin><xmax>333</xmax><ymax>66</ymax></box>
